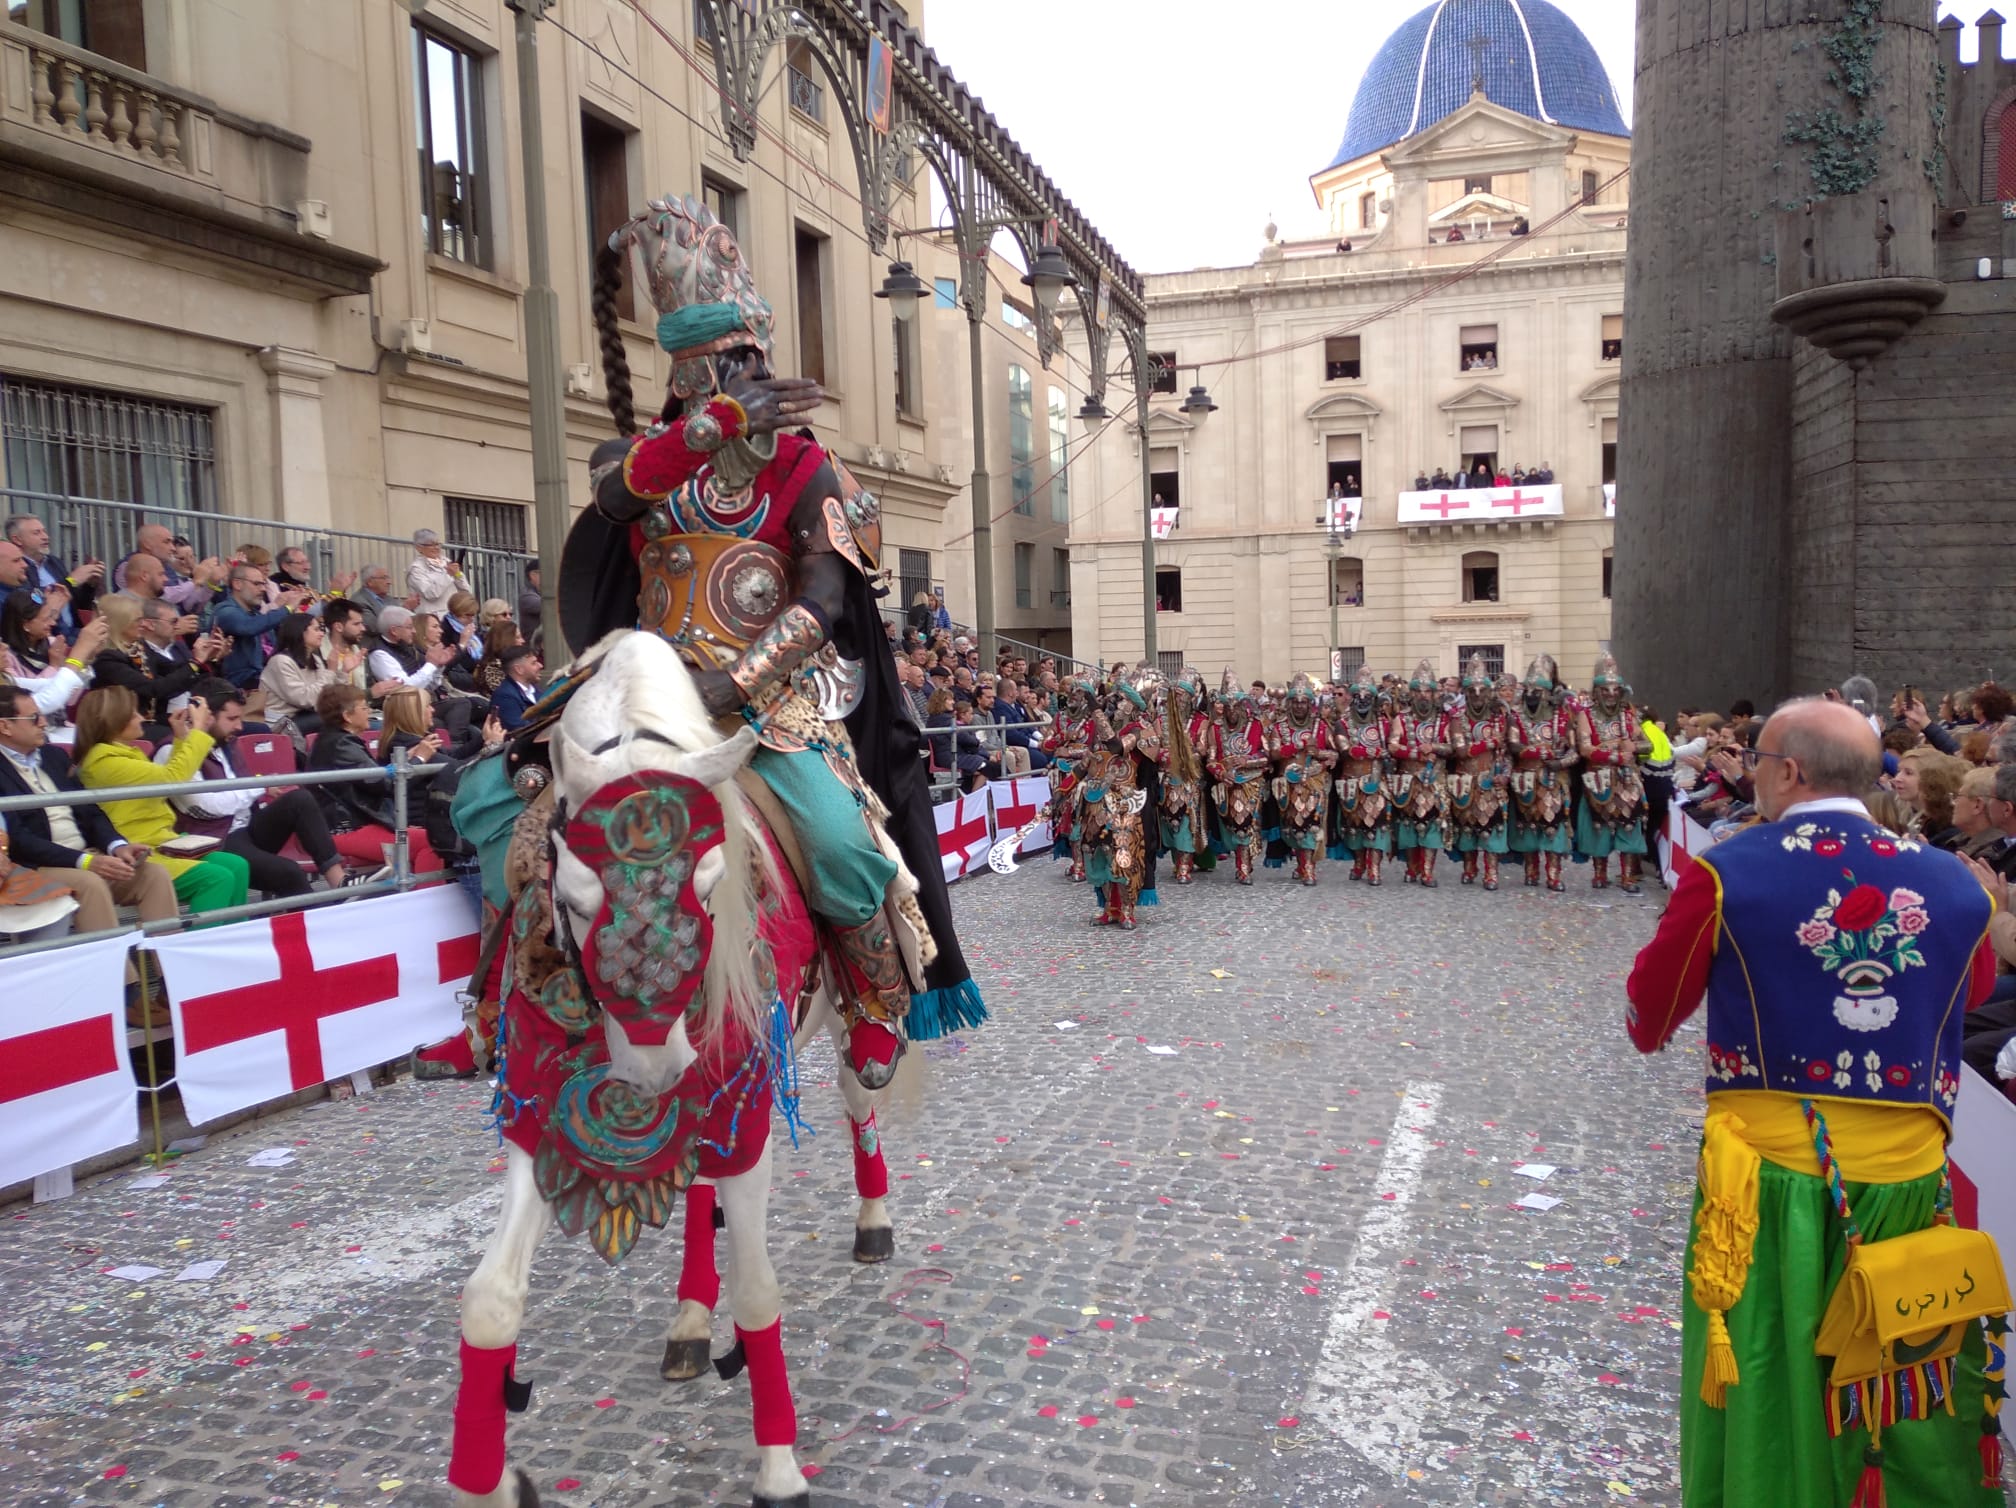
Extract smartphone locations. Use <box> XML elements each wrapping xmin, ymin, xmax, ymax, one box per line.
<box><xmin>166</xmin><ymin>693</ymin><xmax>190</xmax><ymax>715</ymax></box>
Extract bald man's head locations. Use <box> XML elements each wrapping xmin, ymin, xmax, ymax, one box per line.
<box><xmin>1756</xmin><ymin>697</ymin><xmax>1882</xmax><ymax>819</ymax></box>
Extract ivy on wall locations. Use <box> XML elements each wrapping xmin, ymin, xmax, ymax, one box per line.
<box><xmin>1782</xmin><ymin>0</ymin><xmax>1888</xmax><ymax>199</ymax></box>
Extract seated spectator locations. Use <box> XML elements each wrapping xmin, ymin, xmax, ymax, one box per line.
<box><xmin>272</xmin><ymin>543</ymin><xmax>357</xmax><ymax>601</ymax></box>
<box><xmin>1006</xmin><ymin>683</ymin><xmax>1051</xmax><ymax>772</ymax></box>
<box><xmin>379</xmin><ymin>685</ymin><xmax>490</xmax><ymax>765</ymax></box>
<box><xmin>368</xmin><ymin>605</ymin><xmax>456</xmax><ymax>692</ymax></box>
<box><xmin>1893</xmin><ymin>747</ymin><xmax>1969</xmax><ymax>845</ymax></box>
<box><xmin>259</xmin><ymin>611</ymin><xmax>364</xmax><ymax>747</ymax></box>
<box><xmin>305</xmin><ymin>684</ymin><xmax>443</xmax><ymax>880</ymax></box>
<box><xmin>213</xmin><ymin>562</ymin><xmax>308</xmax><ymax>688</ymax></box>
<box><xmin>74</xmin><ymin>685</ymin><xmax>250</xmax><ymax>916</ymax></box>
<box><xmin>1962</xmin><ymin>729</ymin><xmax>1995</xmax><ymax>766</ymax></box>
<box><xmin>474</xmin><ymin>620</ymin><xmax>524</xmax><ymax>695</ymax></box>
<box><xmin>1986</xmin><ymin>764</ymin><xmax>2016</xmax><ymax>880</ymax></box>
<box><xmin>166</xmin><ymin>678</ymin><xmax>346</xmax><ymax>896</ymax></box>
<box><xmin>442</xmin><ymin>590</ymin><xmax>486</xmax><ymax>666</ymax></box>
<box><xmin>1862</xmin><ymin>786</ymin><xmax>1910</xmax><ymax>836</ymax></box>
<box><xmin>490</xmin><ymin>645</ymin><xmax>544</xmax><ymax>730</ymax></box>
<box><xmin>1957</xmin><ymin>855</ymin><xmax>2016</xmax><ymax>1071</ymax></box>
<box><xmin>92</xmin><ymin>593</ymin><xmax>218</xmax><ymax>737</ymax></box>
<box><xmin>924</xmin><ymin>688</ymin><xmax>955</xmax><ymax>770</ymax></box>
<box><xmin>1950</xmin><ymin>766</ymin><xmax>2002</xmax><ymax>858</ymax></box>
<box><xmin>233</xmin><ymin>544</ymin><xmax>283</xmax><ymax>606</ymax></box>
<box><xmin>2</xmin><ymin>585</ymin><xmax>85</xmax><ymax>705</ymax></box>
<box><xmin>0</xmin><ymin>684</ymin><xmax>179</xmax><ymax>1018</ymax></box>
<box><xmin>952</xmin><ymin>700</ymin><xmax>996</xmax><ymax>792</ymax></box>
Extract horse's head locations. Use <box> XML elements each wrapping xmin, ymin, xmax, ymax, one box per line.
<box><xmin>547</xmin><ymin>631</ymin><xmax>772</xmax><ymax>1090</ymax></box>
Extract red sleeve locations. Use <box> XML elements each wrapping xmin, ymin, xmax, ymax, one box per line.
<box><xmin>1625</xmin><ymin>857</ymin><xmax>1722</xmax><ymax>1052</ymax></box>
<box><xmin>620</xmin><ymin>397</ymin><xmax>750</xmax><ymax>499</ymax></box>
<box><xmin>1966</xmin><ymin>934</ymin><xmax>1997</xmax><ymax>1011</ymax></box>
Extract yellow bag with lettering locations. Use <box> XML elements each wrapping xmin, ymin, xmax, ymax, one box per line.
<box><xmin>1814</xmin><ymin>1220</ymin><xmax>2010</xmax><ymax>1389</ymax></box>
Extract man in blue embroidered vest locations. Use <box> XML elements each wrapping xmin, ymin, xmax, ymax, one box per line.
<box><xmin>1626</xmin><ymin>697</ymin><xmax>2004</xmax><ymax>1508</ymax></box>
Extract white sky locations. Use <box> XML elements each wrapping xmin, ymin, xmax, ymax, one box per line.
<box><xmin>921</xmin><ymin>0</ymin><xmax>2010</xmax><ymax>274</ymax></box>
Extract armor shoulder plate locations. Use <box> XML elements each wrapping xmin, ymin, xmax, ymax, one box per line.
<box><xmin>824</xmin><ymin>459</ymin><xmax>882</xmax><ymax>573</ymax></box>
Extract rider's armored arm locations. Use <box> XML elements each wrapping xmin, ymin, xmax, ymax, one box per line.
<box><xmin>589</xmin><ymin>397</ymin><xmax>751</xmax><ymax>522</ymax></box>
<box><xmin>722</xmin><ymin>468</ymin><xmax>868</xmax><ymax>708</ymax></box>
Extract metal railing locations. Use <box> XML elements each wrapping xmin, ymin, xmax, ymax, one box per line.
<box><xmin>0</xmin><ymin>486</ymin><xmax>537</xmax><ymax>613</ymax></box>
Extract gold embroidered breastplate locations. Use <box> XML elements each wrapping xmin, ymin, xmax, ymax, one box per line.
<box><xmin>638</xmin><ymin>531</ymin><xmax>795</xmax><ymax>675</ymax></box>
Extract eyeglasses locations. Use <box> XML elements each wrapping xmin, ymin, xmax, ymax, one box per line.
<box><xmin>0</xmin><ymin>713</ymin><xmax>47</xmax><ymax>725</ymax></box>
<box><xmin>1737</xmin><ymin>747</ymin><xmax>1793</xmax><ymax>770</ymax></box>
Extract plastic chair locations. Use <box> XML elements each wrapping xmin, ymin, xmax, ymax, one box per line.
<box><xmin>233</xmin><ymin>733</ymin><xmax>298</xmax><ymax>779</ymax></box>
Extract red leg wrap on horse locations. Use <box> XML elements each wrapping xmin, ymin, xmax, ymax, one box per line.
<box><xmin>448</xmin><ymin>1338</ymin><xmax>516</xmax><ymax>1495</ymax></box>
<box><xmin>851</xmin><ymin>1113</ymin><xmax>889</xmax><ymax>1200</ymax></box>
<box><xmin>737</xmin><ymin>1319</ymin><xmax>798</xmax><ymax>1447</ymax></box>
<box><xmin>677</xmin><ymin>1183</ymin><xmax>721</xmax><ymax>1310</ymax></box>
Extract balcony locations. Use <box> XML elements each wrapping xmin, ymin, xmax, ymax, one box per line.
<box><xmin>788</xmin><ymin>65</ymin><xmax>825</xmax><ymax>124</ymax></box>
<box><xmin>0</xmin><ymin>20</ymin><xmax>377</xmax><ymax>294</ymax></box>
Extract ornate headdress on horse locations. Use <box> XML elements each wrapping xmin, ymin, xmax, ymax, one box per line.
<box><xmin>611</xmin><ymin>194</ymin><xmax>777</xmax><ymax>400</ymax></box>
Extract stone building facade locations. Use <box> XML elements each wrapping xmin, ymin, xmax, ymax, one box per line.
<box><xmin>1063</xmin><ymin>0</ymin><xmax>1629</xmax><ymax>686</ymax></box>
<box><xmin>0</xmin><ymin>0</ymin><xmax>1125</xmax><ymax>621</ymax></box>
<box><xmin>1617</xmin><ymin>4</ymin><xmax>2016</xmax><ymax>709</ymax></box>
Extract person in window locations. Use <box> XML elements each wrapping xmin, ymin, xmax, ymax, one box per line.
<box><xmin>1453</xmin><ymin>468</ymin><xmax>1470</xmax><ymax>490</ymax></box>
<box><xmin>1493</xmin><ymin>466</ymin><xmax>1511</xmax><ymax>486</ymax></box>
<box><xmin>1342</xmin><ymin>473</ymin><xmax>1360</xmax><ymax>498</ymax></box>
<box><xmin>305</xmin><ymin>683</ymin><xmax>443</xmax><ymax>881</ymax></box>
<box><xmin>1446</xmin><ymin>224</ymin><xmax>1465</xmax><ymax>243</ymax></box>
<box><xmin>1334</xmin><ymin>238</ymin><xmax>1353</xmax><ymax>253</ymax></box>
<box><xmin>1511</xmin><ymin>216</ymin><xmax>1530</xmax><ymax>236</ymax></box>
<box><xmin>489</xmin><ymin>644</ymin><xmax>543</xmax><ymax>730</ymax></box>
<box><xmin>1414</xmin><ymin>472</ymin><xmax>1430</xmax><ymax>490</ymax></box>
<box><xmin>1473</xmin><ymin>461</ymin><xmax>1494</xmax><ymax>487</ymax></box>
<box><xmin>407</xmin><ymin>528</ymin><xmax>468</xmax><ymax>618</ymax></box>
<box><xmin>1430</xmin><ymin>467</ymin><xmax>1451</xmax><ymax>488</ymax></box>
<box><xmin>1511</xmin><ymin>465</ymin><xmax>1528</xmax><ymax>485</ymax></box>
<box><xmin>166</xmin><ymin>678</ymin><xmax>347</xmax><ymax>896</ymax></box>
<box><xmin>75</xmin><ymin>685</ymin><xmax>251</xmax><ymax>916</ymax></box>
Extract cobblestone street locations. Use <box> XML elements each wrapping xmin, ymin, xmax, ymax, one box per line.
<box><xmin>0</xmin><ymin>860</ymin><xmax>1709</xmax><ymax>1508</ymax></box>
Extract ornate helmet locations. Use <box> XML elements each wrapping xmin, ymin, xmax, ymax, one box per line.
<box><xmin>1461</xmin><ymin>653</ymin><xmax>1492</xmax><ymax>691</ymax></box>
<box><xmin>1349</xmin><ymin>664</ymin><xmax>1379</xmax><ymax>700</ymax></box>
<box><xmin>1219</xmin><ymin>666</ymin><xmax>1249</xmax><ymax>705</ymax></box>
<box><xmin>1591</xmin><ymin>653</ymin><xmax>1627</xmax><ymax>691</ymax></box>
<box><xmin>1117</xmin><ymin>665</ymin><xmax>1162</xmax><ymax>711</ymax></box>
<box><xmin>1523</xmin><ymin>653</ymin><xmax>1558</xmax><ymax>691</ymax></box>
<box><xmin>1287</xmin><ymin>672</ymin><xmax>1318</xmax><ymax>705</ymax></box>
<box><xmin>611</xmin><ymin>194</ymin><xmax>777</xmax><ymax>399</ymax></box>
<box><xmin>1066</xmin><ymin>670</ymin><xmax>1100</xmax><ymax>701</ymax></box>
<box><xmin>1408</xmin><ymin>657</ymin><xmax>1438</xmax><ymax>692</ymax></box>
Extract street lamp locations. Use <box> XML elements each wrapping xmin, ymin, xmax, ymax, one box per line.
<box><xmin>1075</xmin><ymin>394</ymin><xmax>1110</xmax><ymax>432</ymax></box>
<box><xmin>1179</xmin><ymin>382</ymin><xmax>1218</xmax><ymax>420</ymax></box>
<box><xmin>1021</xmin><ymin>241</ymin><xmax>1078</xmax><ymax>317</ymax></box>
<box><xmin>873</xmin><ymin>259</ymin><xmax>930</xmax><ymax>323</ymax></box>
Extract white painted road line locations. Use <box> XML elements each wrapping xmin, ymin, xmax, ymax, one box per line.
<box><xmin>1304</xmin><ymin>1079</ymin><xmax>1449</xmax><ymax>1476</ymax></box>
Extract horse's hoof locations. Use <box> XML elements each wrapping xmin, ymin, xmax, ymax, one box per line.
<box><xmin>512</xmin><ymin>1467</ymin><xmax>544</xmax><ymax>1507</ymax></box>
<box><xmin>660</xmin><ymin>1336</ymin><xmax>713</xmax><ymax>1382</ymax></box>
<box><xmin>751</xmin><ymin>1493</ymin><xmax>811</xmax><ymax>1507</ymax></box>
<box><xmin>853</xmin><ymin>1225</ymin><xmax>896</xmax><ymax>1263</ymax></box>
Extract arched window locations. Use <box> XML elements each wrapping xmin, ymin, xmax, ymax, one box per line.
<box><xmin>1999</xmin><ymin>98</ymin><xmax>2016</xmax><ymax>201</ymax></box>
<box><xmin>1330</xmin><ymin>558</ymin><xmax>1365</xmax><ymax>608</ymax></box>
<box><xmin>1046</xmin><ymin>389</ymin><xmax>1071</xmax><ymax>525</ymax></box>
<box><xmin>1007</xmin><ymin>364</ymin><xmax>1034</xmax><ymax>515</ymax></box>
<box><xmin>1461</xmin><ymin>550</ymin><xmax>1500</xmax><ymax>604</ymax></box>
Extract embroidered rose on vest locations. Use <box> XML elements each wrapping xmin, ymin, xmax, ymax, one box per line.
<box><xmin>1833</xmin><ymin>884</ymin><xmax>1889</xmax><ymax>931</ymax></box>
<box><xmin>1797</xmin><ymin>919</ymin><xmax>1837</xmax><ymax>949</ymax></box>
<box><xmin>1814</xmin><ymin>837</ymin><xmax>1846</xmax><ymax>858</ymax></box>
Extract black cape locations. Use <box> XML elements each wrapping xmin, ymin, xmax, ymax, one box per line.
<box><xmin>558</xmin><ymin>504</ymin><xmax>983</xmax><ymax>1038</ymax></box>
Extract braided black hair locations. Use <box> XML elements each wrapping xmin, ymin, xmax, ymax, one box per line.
<box><xmin>592</xmin><ymin>243</ymin><xmax>637</xmax><ymax>437</ymax></box>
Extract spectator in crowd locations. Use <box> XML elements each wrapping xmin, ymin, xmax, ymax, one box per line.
<box><xmin>924</xmin><ymin>688</ymin><xmax>955</xmax><ymax>770</ymax></box>
<box><xmin>74</xmin><ymin>685</ymin><xmax>250</xmax><ymax>915</ymax></box>
<box><xmin>353</xmin><ymin>563</ymin><xmax>400</xmax><ymax>641</ymax></box>
<box><xmin>368</xmin><ymin>605</ymin><xmax>455</xmax><ymax>692</ymax></box>
<box><xmin>442</xmin><ymin>591</ymin><xmax>487</xmax><ymax>664</ymax></box>
<box><xmin>489</xmin><ymin>645</ymin><xmax>544</xmax><ymax>730</ymax></box>
<box><xmin>1959</xmin><ymin>854</ymin><xmax>2016</xmax><ymax>1058</ymax></box>
<box><xmin>319</xmin><ymin>598</ymin><xmax>387</xmax><ymax>694</ymax></box>
<box><xmin>0</xmin><ymin>537</ymin><xmax>31</xmax><ymax>593</ymax></box>
<box><xmin>1452</xmin><ymin>467</ymin><xmax>1471</xmax><ymax>489</ymax></box>
<box><xmin>306</xmin><ymin>683</ymin><xmax>442</xmax><ymax>879</ymax></box>
<box><xmin>213</xmin><ymin>562</ymin><xmax>307</xmax><ymax>688</ymax></box>
<box><xmin>1985</xmin><ymin>763</ymin><xmax>2016</xmax><ymax>880</ymax></box>
<box><xmin>972</xmin><ymin>681</ymin><xmax>1010</xmax><ymax>773</ymax></box>
<box><xmin>258</xmin><ymin>611</ymin><xmax>356</xmax><ymax>746</ymax></box>
<box><xmin>1838</xmin><ymin>674</ymin><xmax>1885</xmax><ymax>737</ymax></box>
<box><xmin>516</xmin><ymin>566</ymin><xmax>543</xmax><ymax>649</ymax></box>
<box><xmin>406</xmin><ymin>529</ymin><xmax>467</xmax><ymax>617</ymax></box>
<box><xmin>907</xmin><ymin>591</ymin><xmax>933</xmax><ymax>637</ymax></box>
<box><xmin>119</xmin><ymin>549</ymin><xmax>167</xmax><ymax>603</ymax></box>
<box><xmin>166</xmin><ymin>678</ymin><xmax>346</xmax><ymax>896</ymax></box>
<box><xmin>379</xmin><ymin>684</ymin><xmax>490</xmax><ymax>765</ymax></box>
<box><xmin>0</xmin><ymin>684</ymin><xmax>177</xmax><ymax>1019</ymax></box>
<box><xmin>231</xmin><ymin>545</ymin><xmax>285</xmax><ymax>608</ymax></box>
<box><xmin>950</xmin><ymin>699</ymin><xmax>995</xmax><ymax>792</ymax></box>
<box><xmin>116</xmin><ymin>523</ymin><xmax>225</xmax><ymax>612</ymax></box>
<box><xmin>1862</xmin><ymin>786</ymin><xmax>1910</xmax><ymax>836</ymax></box>
<box><xmin>91</xmin><ymin>593</ymin><xmax>211</xmax><ymax>736</ymax></box>
<box><xmin>1430</xmin><ymin>467</ymin><xmax>1451</xmax><ymax>487</ymax></box>
<box><xmin>931</xmin><ymin>590</ymin><xmax>952</xmax><ymax>634</ymax></box>
<box><xmin>1892</xmin><ymin>747</ymin><xmax>1969</xmax><ymax>845</ymax></box>
<box><xmin>474</xmin><ymin>620</ymin><xmax>525</xmax><ymax>696</ymax></box>
<box><xmin>1947</xmin><ymin>766</ymin><xmax>2002</xmax><ymax>859</ymax></box>
<box><xmin>5</xmin><ymin>514</ymin><xmax>100</xmax><ymax>637</ymax></box>
<box><xmin>5</xmin><ymin>597</ymin><xmax>106</xmax><ymax>717</ymax></box>
<box><xmin>2</xmin><ymin>585</ymin><xmax>73</xmax><ymax>690</ymax></box>
<box><xmin>1413</xmin><ymin>471</ymin><xmax>1430</xmax><ymax>490</ymax></box>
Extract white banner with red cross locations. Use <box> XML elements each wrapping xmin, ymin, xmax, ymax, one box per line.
<box><xmin>154</xmin><ymin>888</ymin><xmax>481</xmax><ymax>1127</ymax></box>
<box><xmin>933</xmin><ymin>788</ymin><xmax>994</xmax><ymax>883</ymax></box>
<box><xmin>985</xmin><ymin>776</ymin><xmax>1053</xmax><ymax>856</ymax></box>
<box><xmin>1396</xmin><ymin>483</ymin><xmax>1563</xmax><ymax>526</ymax></box>
<box><xmin>0</xmin><ymin>934</ymin><xmax>138</xmax><ymax>1187</ymax></box>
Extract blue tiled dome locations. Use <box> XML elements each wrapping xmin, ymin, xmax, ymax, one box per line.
<box><xmin>1327</xmin><ymin>0</ymin><xmax>1628</xmax><ymax>169</ymax></box>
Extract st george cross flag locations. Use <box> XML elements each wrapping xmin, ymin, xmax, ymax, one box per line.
<box><xmin>933</xmin><ymin>789</ymin><xmax>993</xmax><ymax>883</ymax></box>
<box><xmin>0</xmin><ymin>933</ymin><xmax>135</xmax><ymax>1188</ymax></box>
<box><xmin>156</xmin><ymin>888</ymin><xmax>480</xmax><ymax>1126</ymax></box>
<box><xmin>986</xmin><ymin>776</ymin><xmax>1052</xmax><ymax>856</ymax></box>
<box><xmin>1150</xmin><ymin>506</ymin><xmax>1180</xmax><ymax>539</ymax></box>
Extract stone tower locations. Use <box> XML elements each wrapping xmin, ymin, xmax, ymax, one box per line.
<box><xmin>1617</xmin><ymin>1</ymin><xmax>2014</xmax><ymax>710</ymax></box>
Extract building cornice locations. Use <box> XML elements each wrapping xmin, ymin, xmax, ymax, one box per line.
<box><xmin>1140</xmin><ymin>249</ymin><xmax>1626</xmax><ymax>318</ymax></box>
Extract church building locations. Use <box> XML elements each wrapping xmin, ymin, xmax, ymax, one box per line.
<box><xmin>1065</xmin><ymin>0</ymin><xmax>1629</xmax><ymax>687</ymax></box>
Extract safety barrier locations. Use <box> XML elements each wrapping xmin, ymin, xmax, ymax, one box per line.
<box><xmin>0</xmin><ymin>754</ymin><xmax>479</xmax><ymax>1200</ymax></box>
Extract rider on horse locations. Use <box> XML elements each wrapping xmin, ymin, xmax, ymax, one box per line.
<box><xmin>563</xmin><ymin>194</ymin><xmax>983</xmax><ymax>1089</ymax></box>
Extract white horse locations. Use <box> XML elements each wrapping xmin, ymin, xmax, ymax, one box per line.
<box><xmin>448</xmin><ymin>631</ymin><xmax>911</xmax><ymax>1508</ymax></box>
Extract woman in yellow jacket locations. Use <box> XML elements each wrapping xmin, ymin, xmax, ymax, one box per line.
<box><xmin>74</xmin><ymin>685</ymin><xmax>249</xmax><ymax>915</ymax></box>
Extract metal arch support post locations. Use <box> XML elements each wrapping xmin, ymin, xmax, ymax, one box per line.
<box><xmin>1125</xmin><ymin>326</ymin><xmax>1158</xmax><ymax>668</ymax></box>
<box><xmin>507</xmin><ymin>0</ymin><xmax>570</xmax><ymax>643</ymax></box>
